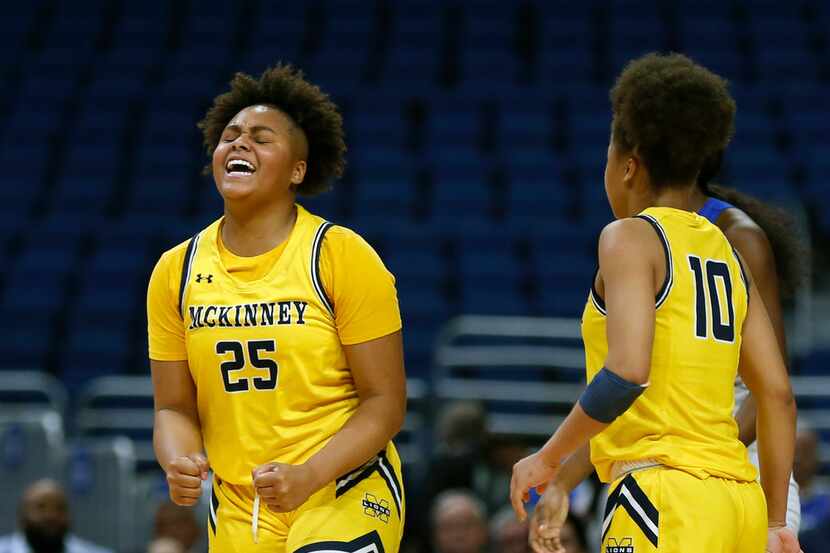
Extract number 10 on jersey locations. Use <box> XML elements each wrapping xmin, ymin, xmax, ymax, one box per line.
<box><xmin>688</xmin><ymin>256</ymin><xmax>736</xmax><ymax>343</ymax></box>
<box><xmin>216</xmin><ymin>340</ymin><xmax>279</xmax><ymax>392</ymax></box>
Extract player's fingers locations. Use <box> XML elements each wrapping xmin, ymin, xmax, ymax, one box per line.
<box><xmin>530</xmin><ymin>532</ymin><xmax>549</xmax><ymax>553</ymax></box>
<box><xmin>265</xmin><ymin>500</ymin><xmax>288</xmax><ymax>513</ymax></box>
<box><xmin>253</xmin><ymin>468</ymin><xmax>282</xmax><ymax>488</ymax></box>
<box><xmin>251</xmin><ymin>464</ymin><xmax>272</xmax><ymax>481</ymax></box>
<box><xmin>167</xmin><ymin>472</ymin><xmax>203</xmax><ymax>489</ymax></box>
<box><xmin>171</xmin><ymin>456</ymin><xmax>201</xmax><ymax>477</ymax></box>
<box><xmin>780</xmin><ymin>530</ymin><xmax>801</xmax><ymax>553</ymax></box>
<box><xmin>189</xmin><ymin>453</ymin><xmax>210</xmax><ymax>480</ymax></box>
<box><xmin>172</xmin><ymin>488</ymin><xmax>202</xmax><ymax>501</ymax></box>
<box><xmin>510</xmin><ymin>476</ymin><xmax>527</xmax><ymax>521</ymax></box>
<box><xmin>535</xmin><ymin>482</ymin><xmax>548</xmax><ymax>495</ymax></box>
<box><xmin>530</xmin><ymin>536</ymin><xmax>559</xmax><ymax>553</ymax></box>
<box><xmin>170</xmin><ymin>489</ymin><xmax>201</xmax><ymax>505</ymax></box>
<box><xmin>255</xmin><ymin>485</ymin><xmax>279</xmax><ymax>500</ymax></box>
<box><xmin>171</xmin><ymin>496</ymin><xmax>198</xmax><ymax>507</ymax></box>
<box><xmin>252</xmin><ymin>462</ymin><xmax>281</xmax><ymax>482</ymax></box>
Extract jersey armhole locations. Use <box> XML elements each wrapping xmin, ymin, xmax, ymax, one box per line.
<box><xmin>178</xmin><ymin>234</ymin><xmax>201</xmax><ymax>319</ymax></box>
<box><xmin>590</xmin><ymin>267</ymin><xmax>607</xmax><ymax>315</ymax></box>
<box><xmin>732</xmin><ymin>247</ymin><xmax>751</xmax><ymax>303</ymax></box>
<box><xmin>310</xmin><ymin>222</ymin><xmax>335</xmax><ymax>315</ymax></box>
<box><xmin>634</xmin><ymin>214</ymin><xmax>674</xmax><ymax>308</ymax></box>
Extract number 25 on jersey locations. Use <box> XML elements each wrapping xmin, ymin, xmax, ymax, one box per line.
<box><xmin>216</xmin><ymin>340</ymin><xmax>279</xmax><ymax>393</ymax></box>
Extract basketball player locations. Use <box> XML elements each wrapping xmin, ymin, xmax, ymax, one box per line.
<box><xmin>147</xmin><ymin>65</ymin><xmax>406</xmax><ymax>552</ymax></box>
<box><xmin>509</xmin><ymin>54</ymin><xmax>802</xmax><ymax>553</ymax></box>
<box><xmin>527</xmin><ymin>162</ymin><xmax>808</xmax><ymax>551</ymax></box>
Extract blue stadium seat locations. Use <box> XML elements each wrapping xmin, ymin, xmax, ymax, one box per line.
<box><xmin>114</xmin><ymin>16</ymin><xmax>167</xmax><ymax>49</ymax></box>
<box><xmin>428</xmin><ymin>101</ymin><xmax>479</xmax><ymax>146</ymax></box>
<box><xmin>399</xmin><ymin>283</ymin><xmax>451</xmax><ymax>324</ymax></box>
<box><xmin>62</xmin><ymin>329</ymin><xmax>131</xmax><ymax>387</ymax></box>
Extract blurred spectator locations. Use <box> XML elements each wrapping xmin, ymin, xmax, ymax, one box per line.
<box><xmin>480</xmin><ymin>435</ymin><xmax>528</xmax><ymax>514</ymax></box>
<box><xmin>146</xmin><ymin>538</ymin><xmax>184</xmax><ymax>553</ymax></box>
<box><xmin>795</xmin><ymin>423</ymin><xmax>830</xmax><ymax>533</ymax></box>
<box><xmin>407</xmin><ymin>402</ymin><xmax>489</xmax><ymax>551</ymax></box>
<box><xmin>0</xmin><ymin>479</ymin><xmax>113</xmax><ymax>553</ymax></box>
<box><xmin>152</xmin><ymin>501</ymin><xmax>201</xmax><ymax>553</ymax></box>
<box><xmin>489</xmin><ymin>505</ymin><xmax>529</xmax><ymax>553</ymax></box>
<box><xmin>428</xmin><ymin>402</ymin><xmax>489</xmax><ymax>493</ymax></box>
<box><xmin>431</xmin><ymin>489</ymin><xmax>488</xmax><ymax>553</ymax></box>
<box><xmin>559</xmin><ymin>513</ymin><xmax>588</xmax><ymax>553</ymax></box>
<box><xmin>407</xmin><ymin>402</ymin><xmax>529</xmax><ymax>553</ymax></box>
<box><xmin>424</xmin><ymin>402</ymin><xmax>525</xmax><ymax>512</ymax></box>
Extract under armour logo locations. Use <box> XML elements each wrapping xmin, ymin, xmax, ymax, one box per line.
<box><xmin>195</xmin><ymin>273</ymin><xmax>213</xmax><ymax>283</ymax></box>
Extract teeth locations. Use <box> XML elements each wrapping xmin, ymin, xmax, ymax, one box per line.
<box><xmin>226</xmin><ymin>159</ymin><xmax>255</xmax><ymax>172</ymax></box>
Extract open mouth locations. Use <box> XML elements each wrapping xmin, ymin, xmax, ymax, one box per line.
<box><xmin>225</xmin><ymin>158</ymin><xmax>256</xmax><ymax>176</ymax></box>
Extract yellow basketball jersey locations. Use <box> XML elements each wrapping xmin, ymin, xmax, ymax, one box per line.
<box><xmin>582</xmin><ymin>206</ymin><xmax>756</xmax><ymax>483</ymax></box>
<box><xmin>179</xmin><ymin>206</ymin><xmax>362</xmax><ymax>485</ymax></box>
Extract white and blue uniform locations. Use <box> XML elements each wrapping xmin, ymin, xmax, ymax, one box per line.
<box><xmin>699</xmin><ymin>197</ymin><xmax>801</xmax><ymax>532</ymax></box>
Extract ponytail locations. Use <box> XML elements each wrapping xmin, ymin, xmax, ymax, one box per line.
<box><xmin>697</xmin><ymin>151</ymin><xmax>808</xmax><ymax>299</ymax></box>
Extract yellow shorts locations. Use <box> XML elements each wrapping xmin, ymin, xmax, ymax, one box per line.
<box><xmin>602</xmin><ymin>467</ymin><xmax>766</xmax><ymax>553</ymax></box>
<box><xmin>207</xmin><ymin>445</ymin><xmax>404</xmax><ymax>553</ymax></box>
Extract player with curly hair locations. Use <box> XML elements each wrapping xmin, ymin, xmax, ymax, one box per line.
<box><xmin>147</xmin><ymin>65</ymin><xmax>406</xmax><ymax>552</ymax></box>
<box><xmin>510</xmin><ymin>53</ymin><xmax>801</xmax><ymax>553</ymax></box>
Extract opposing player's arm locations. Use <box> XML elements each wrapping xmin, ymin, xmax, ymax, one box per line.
<box><xmin>553</xmin><ymin>444</ymin><xmax>594</xmax><ymax>493</ymax></box>
<box><xmin>723</xmin><ymin>216</ymin><xmax>787</xmax><ymax>446</ymax></box>
<box><xmin>736</xmin><ymin>257</ymin><xmax>796</xmax><ymax>527</ymax></box>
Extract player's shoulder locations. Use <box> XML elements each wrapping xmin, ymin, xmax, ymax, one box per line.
<box><xmin>597</xmin><ymin>217</ymin><xmax>664</xmax><ymax>273</ymax></box>
<box><xmin>318</xmin><ymin>221</ymin><xmax>388</xmax><ymax>274</ymax></box>
<box><xmin>717</xmin><ymin>207</ymin><xmax>772</xmax><ymax>262</ymax></box>
<box><xmin>599</xmin><ymin>217</ymin><xmax>659</xmax><ymax>252</ymax></box>
<box><xmin>321</xmin><ymin>222</ymin><xmax>376</xmax><ymax>252</ymax></box>
<box><xmin>153</xmin><ymin>237</ymin><xmax>193</xmax><ymax>276</ymax></box>
<box><xmin>717</xmin><ymin>207</ymin><xmax>768</xmax><ymax>244</ymax></box>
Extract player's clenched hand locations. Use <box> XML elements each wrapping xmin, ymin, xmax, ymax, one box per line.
<box><xmin>166</xmin><ymin>453</ymin><xmax>209</xmax><ymax>506</ymax></box>
<box><xmin>252</xmin><ymin>462</ymin><xmax>318</xmax><ymax>512</ymax></box>
<box><xmin>510</xmin><ymin>451</ymin><xmax>560</xmax><ymax>522</ymax></box>
<box><xmin>529</xmin><ymin>483</ymin><xmax>569</xmax><ymax>553</ymax></box>
<box><xmin>766</xmin><ymin>526</ymin><xmax>803</xmax><ymax>553</ymax></box>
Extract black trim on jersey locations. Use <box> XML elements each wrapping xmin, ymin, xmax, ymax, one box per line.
<box><xmin>311</xmin><ymin>222</ymin><xmax>335</xmax><ymax>315</ymax></box>
<box><xmin>589</xmin><ymin>267</ymin><xmax>607</xmax><ymax>316</ymax></box>
<box><xmin>377</xmin><ymin>452</ymin><xmax>403</xmax><ymax>517</ymax></box>
<box><xmin>336</xmin><ymin>455</ymin><xmax>380</xmax><ymax>498</ymax></box>
<box><xmin>732</xmin><ymin>247</ymin><xmax>751</xmax><ymax>302</ymax></box>
<box><xmin>293</xmin><ymin>531</ymin><xmax>385</xmax><ymax>553</ymax></box>
<box><xmin>635</xmin><ymin>214</ymin><xmax>674</xmax><ymax>309</ymax></box>
<box><xmin>602</xmin><ymin>474</ymin><xmax>659</xmax><ymax>548</ymax></box>
<box><xmin>334</xmin><ymin>449</ymin><xmax>402</xmax><ymax>517</ymax></box>
<box><xmin>208</xmin><ymin>483</ymin><xmax>219</xmax><ymax>535</ymax></box>
<box><xmin>178</xmin><ymin>233</ymin><xmax>200</xmax><ymax>319</ymax></box>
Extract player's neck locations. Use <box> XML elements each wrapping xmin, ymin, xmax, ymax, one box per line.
<box><xmin>221</xmin><ymin>200</ymin><xmax>298</xmax><ymax>257</ymax></box>
<box><xmin>688</xmin><ymin>185</ymin><xmax>710</xmax><ymax>213</ymax></box>
<box><xmin>640</xmin><ymin>183</ymin><xmax>696</xmax><ymax>214</ymax></box>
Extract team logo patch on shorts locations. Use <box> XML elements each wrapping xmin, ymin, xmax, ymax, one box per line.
<box><xmin>606</xmin><ymin>537</ymin><xmax>634</xmax><ymax>553</ymax></box>
<box><xmin>362</xmin><ymin>493</ymin><xmax>391</xmax><ymax>523</ymax></box>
